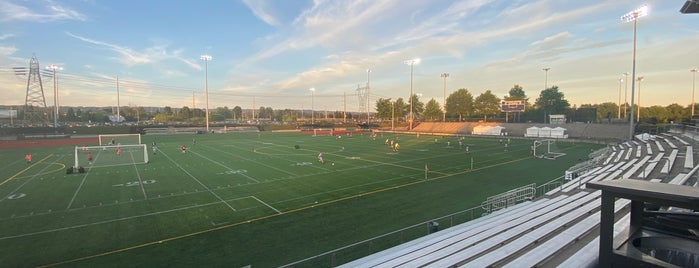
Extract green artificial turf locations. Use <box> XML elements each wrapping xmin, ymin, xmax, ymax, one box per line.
<box><xmin>0</xmin><ymin>132</ymin><xmax>603</xmax><ymax>267</ymax></box>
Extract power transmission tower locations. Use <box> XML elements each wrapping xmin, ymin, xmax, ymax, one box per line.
<box><xmin>23</xmin><ymin>55</ymin><xmax>50</xmax><ymax>125</ymax></box>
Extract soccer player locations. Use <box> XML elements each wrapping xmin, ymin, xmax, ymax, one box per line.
<box><xmin>181</xmin><ymin>145</ymin><xmax>187</xmax><ymax>154</ymax></box>
<box><xmin>87</xmin><ymin>151</ymin><xmax>93</xmax><ymax>164</ymax></box>
<box><xmin>393</xmin><ymin>142</ymin><xmax>400</xmax><ymax>152</ymax></box>
<box><xmin>152</xmin><ymin>144</ymin><xmax>157</xmax><ymax>155</ymax></box>
<box><xmin>318</xmin><ymin>152</ymin><xmax>324</xmax><ymax>164</ymax></box>
<box><xmin>116</xmin><ymin>147</ymin><xmax>122</xmax><ymax>156</ymax></box>
<box><xmin>25</xmin><ymin>153</ymin><xmax>32</xmax><ymax>164</ymax></box>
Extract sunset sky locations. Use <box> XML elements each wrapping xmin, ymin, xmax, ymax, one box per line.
<box><xmin>1</xmin><ymin>0</ymin><xmax>698</xmax><ymax>112</ymax></box>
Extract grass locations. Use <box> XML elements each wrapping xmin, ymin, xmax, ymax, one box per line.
<box><xmin>0</xmin><ymin>132</ymin><xmax>603</xmax><ymax>267</ymax></box>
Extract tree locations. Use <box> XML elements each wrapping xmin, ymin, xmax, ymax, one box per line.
<box><xmin>232</xmin><ymin>106</ymin><xmax>242</xmax><ymax>120</ymax></box>
<box><xmin>375</xmin><ymin>98</ymin><xmax>393</xmax><ymax>120</ymax></box>
<box><xmin>581</xmin><ymin>102</ymin><xmax>617</xmax><ymax>123</ymax></box>
<box><xmin>446</xmin><ymin>88</ymin><xmax>474</xmax><ymax>121</ymax></box>
<box><xmin>179</xmin><ymin>106</ymin><xmax>192</xmax><ymax>119</ymax></box>
<box><xmin>665</xmin><ymin>103</ymin><xmax>686</xmax><ymax>123</ymax></box>
<box><xmin>163</xmin><ymin>106</ymin><xmax>173</xmax><ymax>116</ymax></box>
<box><xmin>423</xmin><ymin>99</ymin><xmax>443</xmax><ymax>121</ymax></box>
<box><xmin>474</xmin><ymin>90</ymin><xmax>501</xmax><ymax>122</ymax></box>
<box><xmin>216</xmin><ymin>106</ymin><xmax>232</xmax><ymax>119</ymax></box>
<box><xmin>407</xmin><ymin>94</ymin><xmax>425</xmax><ymax>120</ymax></box>
<box><xmin>535</xmin><ymin>86</ymin><xmax>570</xmax><ymax>116</ymax></box>
<box><xmin>394</xmin><ymin>97</ymin><xmax>407</xmax><ymax>121</ymax></box>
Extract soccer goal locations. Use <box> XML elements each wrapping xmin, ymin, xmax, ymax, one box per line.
<box><xmin>533</xmin><ymin>139</ymin><xmax>566</xmax><ymax>159</ymax></box>
<box><xmin>98</xmin><ymin>133</ymin><xmax>142</xmax><ymax>146</ymax></box>
<box><xmin>74</xmin><ymin>144</ymin><xmax>148</xmax><ymax>169</ymax></box>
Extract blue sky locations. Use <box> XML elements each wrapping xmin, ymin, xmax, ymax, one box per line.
<box><xmin>1</xmin><ymin>0</ymin><xmax>698</xmax><ymax>112</ymax></box>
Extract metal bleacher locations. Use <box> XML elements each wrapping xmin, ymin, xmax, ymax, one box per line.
<box><xmin>332</xmin><ymin>132</ymin><xmax>697</xmax><ymax>268</ymax></box>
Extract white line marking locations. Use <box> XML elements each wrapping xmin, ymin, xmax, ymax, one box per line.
<box><xmin>189</xmin><ymin>150</ymin><xmax>260</xmax><ymax>183</ymax></box>
<box><xmin>128</xmin><ymin>151</ymin><xmax>148</xmax><ymax>199</ymax></box>
<box><xmin>251</xmin><ymin>196</ymin><xmax>281</xmax><ymax>214</ymax></box>
<box><xmin>159</xmin><ymin>149</ymin><xmax>237</xmax><ymax>212</ymax></box>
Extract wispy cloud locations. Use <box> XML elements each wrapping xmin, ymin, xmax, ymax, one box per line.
<box><xmin>242</xmin><ymin>0</ymin><xmax>280</xmax><ymax>26</ymax></box>
<box><xmin>0</xmin><ymin>0</ymin><xmax>86</xmax><ymax>22</ymax></box>
<box><xmin>0</xmin><ymin>34</ymin><xmax>14</xmax><ymax>40</ymax></box>
<box><xmin>65</xmin><ymin>32</ymin><xmax>201</xmax><ymax>71</ymax></box>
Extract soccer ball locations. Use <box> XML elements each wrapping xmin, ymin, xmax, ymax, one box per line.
<box><xmin>332</xmin><ymin>163</ymin><xmax>335</xmax><ymax>166</ymax></box>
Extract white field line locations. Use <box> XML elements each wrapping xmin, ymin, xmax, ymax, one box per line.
<box><xmin>0</xmin><ymin>155</ymin><xmax>64</xmax><ymax>203</ymax></box>
<box><xmin>159</xmin><ymin>149</ymin><xmax>237</xmax><ymax>212</ymax></box>
<box><xmin>0</xmin><ymin>196</ymin><xmax>251</xmax><ymax>241</ymax></box>
<box><xmin>129</xmin><ymin>151</ymin><xmax>148</xmax><ymax>199</ymax></box>
<box><xmin>189</xmin><ymin>150</ymin><xmax>260</xmax><ymax>183</ymax></box>
<box><xmin>204</xmin><ymin>144</ymin><xmax>297</xmax><ymax>176</ymax></box>
<box><xmin>251</xmin><ymin>196</ymin><xmax>281</xmax><ymax>214</ymax></box>
<box><xmin>66</xmin><ymin>151</ymin><xmax>105</xmax><ymax>210</ymax></box>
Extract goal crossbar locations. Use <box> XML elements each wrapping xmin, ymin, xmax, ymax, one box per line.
<box><xmin>98</xmin><ymin>134</ymin><xmax>142</xmax><ymax>146</ymax></box>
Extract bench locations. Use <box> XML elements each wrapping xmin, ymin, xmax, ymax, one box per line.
<box><xmin>685</xmin><ymin>146</ymin><xmax>694</xmax><ymax>169</ymax></box>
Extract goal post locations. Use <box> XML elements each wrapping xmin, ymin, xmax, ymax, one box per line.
<box><xmin>74</xmin><ymin>144</ymin><xmax>148</xmax><ymax>169</ymax></box>
<box><xmin>98</xmin><ymin>134</ymin><xmax>142</xmax><ymax>146</ymax></box>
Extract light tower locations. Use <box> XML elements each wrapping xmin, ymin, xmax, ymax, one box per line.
<box><xmin>617</xmin><ymin>77</ymin><xmax>623</xmax><ymax>118</ymax></box>
<box><xmin>200</xmin><ymin>55</ymin><xmax>212</xmax><ymax>133</ymax></box>
<box><xmin>691</xmin><ymin>68</ymin><xmax>698</xmax><ymax>117</ymax></box>
<box><xmin>621</xmin><ymin>5</ymin><xmax>648</xmax><ymax>140</ymax></box>
<box><xmin>636</xmin><ymin>76</ymin><xmax>644</xmax><ymax>122</ymax></box>
<box><xmin>46</xmin><ymin>64</ymin><xmax>62</xmax><ymax>128</ymax></box>
<box><xmin>441</xmin><ymin>73</ymin><xmax>449</xmax><ymax>122</ymax></box>
<box><xmin>623</xmin><ymin>72</ymin><xmax>630</xmax><ymax>119</ymax></box>
<box><xmin>404</xmin><ymin>58</ymin><xmax>420</xmax><ymax>130</ymax></box>
<box><xmin>543</xmin><ymin>67</ymin><xmax>550</xmax><ymax>89</ymax></box>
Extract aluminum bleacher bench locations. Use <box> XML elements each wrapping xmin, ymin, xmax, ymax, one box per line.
<box><xmin>654</xmin><ymin>140</ymin><xmax>665</xmax><ymax>152</ymax></box>
<box><xmin>684</xmin><ymin>146</ymin><xmax>694</xmax><ymax>169</ymax></box>
<box><xmin>342</xmin><ymin>195</ymin><xmax>569</xmax><ymax>267</ymax></box>
<box><xmin>464</xmin><ymin>199</ymin><xmax>604</xmax><ymax>267</ymax></box>
<box><xmin>556</xmin><ymin>213</ymin><xmax>632</xmax><ymax>268</ymax></box>
<box><xmin>661</xmin><ymin>149</ymin><xmax>678</xmax><ymax>174</ymax></box>
<box><xmin>638</xmin><ymin>153</ymin><xmax>664</xmax><ymax>179</ymax></box>
<box><xmin>502</xmin><ymin>199</ymin><xmax>630</xmax><ymax>268</ymax></box>
<box><xmin>416</xmin><ymin>192</ymin><xmax>600</xmax><ymax>267</ymax></box>
<box><xmin>603</xmin><ymin>151</ymin><xmax>616</xmax><ymax>165</ymax></box>
<box><xmin>674</xmin><ymin>136</ymin><xmax>690</xmax><ymax>145</ymax></box>
<box><xmin>636</xmin><ymin>145</ymin><xmax>642</xmax><ymax>158</ymax></box>
<box><xmin>623</xmin><ymin>155</ymin><xmax>651</xmax><ymax>179</ymax></box>
<box><xmin>614</xmin><ymin>149</ymin><xmax>624</xmax><ymax>163</ymax></box>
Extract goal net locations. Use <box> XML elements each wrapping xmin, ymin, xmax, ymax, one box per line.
<box><xmin>533</xmin><ymin>139</ymin><xmax>566</xmax><ymax>159</ymax></box>
<box><xmin>98</xmin><ymin>134</ymin><xmax>142</xmax><ymax>146</ymax></box>
<box><xmin>74</xmin><ymin>144</ymin><xmax>148</xmax><ymax>168</ymax></box>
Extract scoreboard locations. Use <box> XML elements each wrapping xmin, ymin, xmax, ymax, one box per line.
<box><xmin>501</xmin><ymin>100</ymin><xmax>526</xmax><ymax>112</ymax></box>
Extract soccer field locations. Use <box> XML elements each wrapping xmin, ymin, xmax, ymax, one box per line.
<box><xmin>0</xmin><ymin>132</ymin><xmax>603</xmax><ymax>267</ymax></box>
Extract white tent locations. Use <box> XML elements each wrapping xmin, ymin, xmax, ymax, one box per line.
<box><xmin>551</xmin><ymin>127</ymin><xmax>568</xmax><ymax>138</ymax></box>
<box><xmin>635</xmin><ymin>133</ymin><xmax>654</xmax><ymax>141</ymax></box>
<box><xmin>525</xmin><ymin>126</ymin><xmax>540</xmax><ymax>137</ymax></box>
<box><xmin>539</xmin><ymin>127</ymin><xmax>552</xmax><ymax>138</ymax></box>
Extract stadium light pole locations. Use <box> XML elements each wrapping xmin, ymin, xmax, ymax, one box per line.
<box><xmin>543</xmin><ymin>67</ymin><xmax>550</xmax><ymax>89</ymax></box>
<box><xmin>367</xmin><ymin>69</ymin><xmax>371</xmax><ymax>123</ymax></box>
<box><xmin>617</xmin><ymin>77</ymin><xmax>623</xmax><ymax>118</ymax></box>
<box><xmin>636</xmin><ymin>76</ymin><xmax>644</xmax><ymax>122</ymax></box>
<box><xmin>623</xmin><ymin>72</ymin><xmax>630</xmax><ymax>119</ymax></box>
<box><xmin>46</xmin><ymin>64</ymin><xmax>62</xmax><ymax>128</ymax></box>
<box><xmin>441</xmin><ymin>73</ymin><xmax>449</xmax><ymax>122</ymax></box>
<box><xmin>621</xmin><ymin>5</ymin><xmax>648</xmax><ymax>141</ymax></box>
<box><xmin>691</xmin><ymin>68</ymin><xmax>698</xmax><ymax>117</ymax></box>
<box><xmin>200</xmin><ymin>54</ymin><xmax>212</xmax><ymax>133</ymax></box>
<box><xmin>404</xmin><ymin>58</ymin><xmax>420</xmax><ymax>130</ymax></box>
<box><xmin>310</xmin><ymin>87</ymin><xmax>315</xmax><ymax>124</ymax></box>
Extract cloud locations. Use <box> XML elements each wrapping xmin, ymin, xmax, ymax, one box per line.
<box><xmin>0</xmin><ymin>34</ymin><xmax>15</xmax><ymax>40</ymax></box>
<box><xmin>0</xmin><ymin>45</ymin><xmax>18</xmax><ymax>56</ymax></box>
<box><xmin>242</xmin><ymin>0</ymin><xmax>280</xmax><ymax>26</ymax></box>
<box><xmin>65</xmin><ymin>32</ymin><xmax>202</xmax><ymax>71</ymax></box>
<box><xmin>0</xmin><ymin>0</ymin><xmax>86</xmax><ymax>22</ymax></box>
